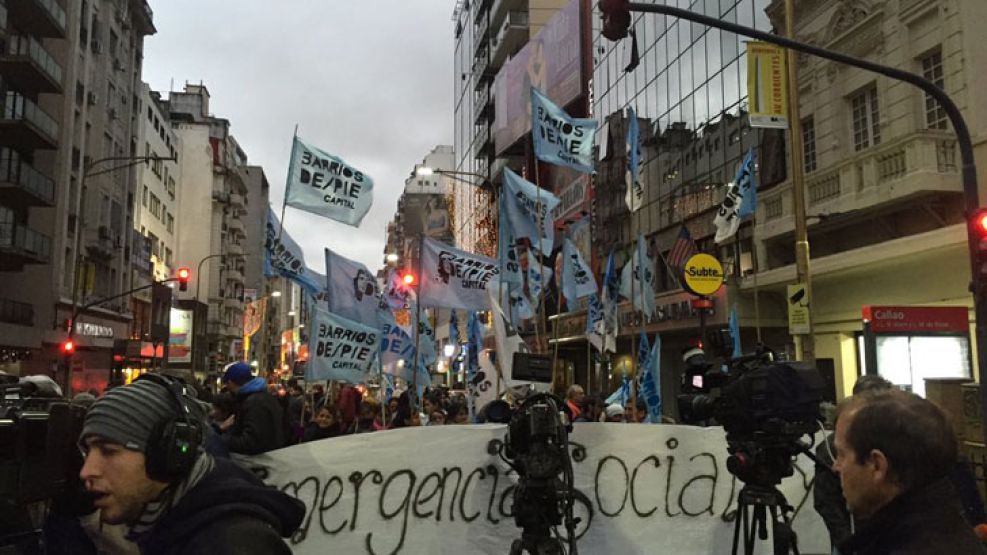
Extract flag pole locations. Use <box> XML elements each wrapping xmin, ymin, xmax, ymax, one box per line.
<box><xmin>751</xmin><ymin>214</ymin><xmax>763</xmax><ymax>342</ymax></box>
<box><xmin>278</xmin><ymin>124</ymin><xmax>299</xmax><ymax>242</ymax></box>
<box><xmin>495</xmin><ymin>184</ymin><xmax>504</xmax><ymax>396</ymax></box>
<box><xmin>411</xmin><ymin>233</ymin><xmax>425</xmax><ymax>413</ymax></box>
<box><xmin>532</xmin><ymin>157</ymin><xmax>548</xmax><ymax>357</ymax></box>
<box><xmin>552</xmin><ymin>228</ymin><xmax>565</xmax><ymax>379</ymax></box>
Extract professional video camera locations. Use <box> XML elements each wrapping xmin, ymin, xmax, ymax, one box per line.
<box><xmin>488</xmin><ymin>392</ymin><xmax>579</xmax><ymax>555</ymax></box>
<box><xmin>1</xmin><ymin>375</ymin><xmax>89</xmax><ymax>550</ymax></box>
<box><xmin>676</xmin><ymin>337</ymin><xmax>825</xmax><ymax>555</ymax></box>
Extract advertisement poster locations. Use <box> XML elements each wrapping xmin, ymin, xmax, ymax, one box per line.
<box><xmin>168</xmin><ymin>308</ymin><xmax>193</xmax><ymax>363</ymax></box>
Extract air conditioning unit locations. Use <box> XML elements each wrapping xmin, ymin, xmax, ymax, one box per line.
<box><xmin>87</xmin><ymin>92</ymin><xmax>98</xmax><ymax>106</ymax></box>
<box><xmin>108</xmin><ymin>108</ymin><xmax>118</xmax><ymax>120</ymax></box>
<box><xmin>91</xmin><ymin>40</ymin><xmax>103</xmax><ymax>54</ymax></box>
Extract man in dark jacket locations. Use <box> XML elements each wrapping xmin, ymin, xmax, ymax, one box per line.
<box><xmin>220</xmin><ymin>361</ymin><xmax>285</xmax><ymax>454</ymax></box>
<box><xmin>76</xmin><ymin>375</ymin><xmax>304</xmax><ymax>554</ymax></box>
<box><xmin>834</xmin><ymin>389</ymin><xmax>985</xmax><ymax>555</ymax></box>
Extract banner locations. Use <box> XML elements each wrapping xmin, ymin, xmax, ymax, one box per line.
<box><xmin>284</xmin><ymin>136</ymin><xmax>374</xmax><ymax>227</ymax></box>
<box><xmin>502</xmin><ymin>168</ymin><xmax>560</xmax><ymax>255</ymax></box>
<box><xmin>638</xmin><ymin>333</ymin><xmax>662</xmax><ymax>424</ymax></box>
<box><xmin>265</xmin><ymin>206</ymin><xmax>326</xmax><ymax>296</ymax></box>
<box><xmin>713</xmin><ymin>149</ymin><xmax>757</xmax><ymax>244</ymax></box>
<box><xmin>326</xmin><ymin>248</ymin><xmax>382</xmax><ymax>327</ymax></box>
<box><xmin>243</xmin><ymin>297</ymin><xmax>267</xmax><ymax>337</ymax></box>
<box><xmin>419</xmin><ymin>238</ymin><xmax>500</xmax><ymax>311</ymax></box>
<box><xmin>561</xmin><ymin>238</ymin><xmax>597</xmax><ymax>302</ymax></box>
<box><xmin>619</xmin><ymin>236</ymin><xmax>657</xmax><ymax>320</ymax></box>
<box><xmin>747</xmin><ymin>42</ymin><xmax>789</xmax><ymax>130</ymax></box>
<box><xmin>247</xmin><ymin>424</ymin><xmax>829</xmax><ymax>555</ymax></box>
<box><xmin>306</xmin><ymin>306</ymin><xmax>379</xmax><ymax>384</ymax></box>
<box><xmin>531</xmin><ymin>87</ymin><xmax>597</xmax><ymax>174</ymax></box>
<box><xmin>624</xmin><ymin>107</ymin><xmax>644</xmax><ymax>212</ymax></box>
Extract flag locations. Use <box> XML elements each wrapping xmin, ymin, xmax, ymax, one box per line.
<box><xmin>714</xmin><ymin>149</ymin><xmax>757</xmax><ymax>243</ymax></box>
<box><xmin>526</xmin><ymin>249</ymin><xmax>552</xmax><ymax>309</ymax></box>
<box><xmin>531</xmin><ymin>87</ymin><xmax>598</xmax><ymax>174</ymax></box>
<box><xmin>383</xmin><ymin>268</ymin><xmax>413</xmax><ymax>310</ymax></box>
<box><xmin>466</xmin><ymin>312</ymin><xmax>481</xmax><ymax>418</ymax></box>
<box><xmin>449</xmin><ymin>309</ymin><xmax>460</xmax><ymax>354</ymax></box>
<box><xmin>561</xmin><ymin>238</ymin><xmax>597</xmax><ymax>302</ymax></box>
<box><xmin>413</xmin><ymin>306</ymin><xmax>438</xmax><ymax>369</ymax></box>
<box><xmin>379</xmin><ymin>317</ymin><xmax>419</xmax><ymax>382</ymax></box>
<box><xmin>625</xmin><ymin>106</ymin><xmax>644</xmax><ymax>212</ymax></box>
<box><xmin>638</xmin><ymin>333</ymin><xmax>662</xmax><ymax>423</ymax></box>
<box><xmin>306</xmin><ymin>306</ymin><xmax>379</xmax><ymax>384</ymax></box>
<box><xmin>586</xmin><ymin>294</ymin><xmax>606</xmax><ymax>352</ymax></box>
<box><xmin>284</xmin><ymin>136</ymin><xmax>373</xmax><ymax>227</ymax></box>
<box><xmin>264</xmin><ymin>206</ymin><xmax>325</xmax><ymax>296</ymax></box>
<box><xmin>593</xmin><ymin>250</ymin><xmax>620</xmax><ymax>354</ymax></box>
<box><xmin>502</xmin><ymin>168</ymin><xmax>560</xmax><ymax>255</ymax></box>
<box><xmin>605</xmin><ymin>376</ymin><xmax>632</xmax><ymax>407</ymax></box>
<box><xmin>419</xmin><ymin>237</ymin><xmax>500</xmax><ymax>310</ymax></box>
<box><xmin>497</xmin><ymin>228</ymin><xmax>524</xmax><ymax>285</ymax></box>
<box><xmin>620</xmin><ymin>235</ymin><xmax>657</xmax><ymax>320</ymax></box>
<box><xmin>382</xmin><ymin>373</ymin><xmax>395</xmax><ymax>402</ymax></box>
<box><xmin>488</xmin><ymin>287</ymin><xmax>530</xmax><ymax>386</ymax></box>
<box><xmin>728</xmin><ymin>304</ymin><xmax>742</xmax><ymax>358</ymax></box>
<box><xmin>325</xmin><ymin>248</ymin><xmax>381</xmax><ymax>327</ymax></box>
<box><xmin>667</xmin><ymin>225</ymin><xmax>699</xmax><ymax>272</ymax></box>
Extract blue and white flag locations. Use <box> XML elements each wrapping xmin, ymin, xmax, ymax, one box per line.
<box><xmin>382</xmin><ymin>372</ymin><xmax>395</xmax><ymax>402</ymax></box>
<box><xmin>728</xmin><ymin>304</ymin><xmax>742</xmax><ymax>358</ymax></box>
<box><xmin>488</xmin><ymin>288</ymin><xmax>530</xmax><ymax>386</ymax></box>
<box><xmin>306</xmin><ymin>306</ymin><xmax>379</xmax><ymax>384</ymax></box>
<box><xmin>284</xmin><ymin>136</ymin><xmax>373</xmax><ymax>227</ymax></box>
<box><xmin>419</xmin><ymin>237</ymin><xmax>500</xmax><ymax>310</ymax></box>
<box><xmin>714</xmin><ymin>148</ymin><xmax>757</xmax><ymax>244</ymax></box>
<box><xmin>586</xmin><ymin>294</ymin><xmax>606</xmax><ymax>353</ymax></box>
<box><xmin>606</xmin><ymin>375</ymin><xmax>633</xmax><ymax>408</ymax></box>
<box><xmin>625</xmin><ymin>107</ymin><xmax>644</xmax><ymax>212</ymax></box>
<box><xmin>325</xmin><ymin>248</ymin><xmax>381</xmax><ymax>327</ymax></box>
<box><xmin>466</xmin><ymin>312</ymin><xmax>482</xmax><ymax>418</ymax></box>
<box><xmin>379</xmin><ymin>319</ymin><xmax>417</xmax><ymax>382</ymax></box>
<box><xmin>502</xmin><ymin>169</ymin><xmax>560</xmax><ymax>255</ymax></box>
<box><xmin>497</xmin><ymin>228</ymin><xmax>524</xmax><ymax>285</ymax></box>
<box><xmin>526</xmin><ymin>249</ymin><xmax>552</xmax><ymax>306</ymax></box>
<box><xmin>264</xmin><ymin>206</ymin><xmax>325</xmax><ymax>297</ymax></box>
<box><xmin>531</xmin><ymin>87</ymin><xmax>598</xmax><ymax>174</ymax></box>
<box><xmin>561</xmin><ymin>238</ymin><xmax>597</xmax><ymax>302</ymax></box>
<box><xmin>449</xmin><ymin>310</ymin><xmax>460</xmax><ymax>354</ymax></box>
<box><xmin>638</xmin><ymin>332</ymin><xmax>662</xmax><ymax>423</ymax></box>
<box><xmin>590</xmin><ymin>250</ymin><xmax>620</xmax><ymax>354</ymax></box>
<box><xmin>414</xmin><ymin>307</ymin><xmax>438</xmax><ymax>369</ymax></box>
<box><xmin>383</xmin><ymin>269</ymin><xmax>413</xmax><ymax>310</ymax></box>
<box><xmin>619</xmin><ymin>235</ymin><xmax>657</xmax><ymax>320</ymax></box>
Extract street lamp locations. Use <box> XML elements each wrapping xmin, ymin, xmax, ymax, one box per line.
<box><xmin>386</xmin><ymin>253</ymin><xmax>399</xmax><ymax>264</ymax></box>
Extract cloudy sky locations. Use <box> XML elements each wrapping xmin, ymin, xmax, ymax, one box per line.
<box><xmin>143</xmin><ymin>1</ymin><xmax>454</xmax><ymax>272</ymax></box>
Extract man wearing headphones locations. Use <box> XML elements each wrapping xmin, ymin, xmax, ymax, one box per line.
<box><xmin>78</xmin><ymin>375</ymin><xmax>304</xmax><ymax>554</ymax></box>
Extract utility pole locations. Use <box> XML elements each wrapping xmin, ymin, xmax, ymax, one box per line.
<box><xmin>784</xmin><ymin>0</ymin><xmax>814</xmax><ymax>364</ymax></box>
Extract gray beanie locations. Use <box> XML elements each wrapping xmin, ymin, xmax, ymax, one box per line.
<box><xmin>80</xmin><ymin>379</ymin><xmax>184</xmax><ymax>452</ymax></box>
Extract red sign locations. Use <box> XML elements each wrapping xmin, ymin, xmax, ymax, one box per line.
<box><xmin>862</xmin><ymin>305</ymin><xmax>969</xmax><ymax>334</ymax></box>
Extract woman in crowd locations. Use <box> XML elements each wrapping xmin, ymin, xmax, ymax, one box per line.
<box><xmin>302</xmin><ymin>405</ymin><xmax>346</xmax><ymax>442</ymax></box>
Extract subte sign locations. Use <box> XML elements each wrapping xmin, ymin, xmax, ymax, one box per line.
<box><xmin>682</xmin><ymin>253</ymin><xmax>724</xmax><ymax>296</ymax></box>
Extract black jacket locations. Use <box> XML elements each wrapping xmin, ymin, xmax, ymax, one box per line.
<box><xmin>225</xmin><ymin>388</ymin><xmax>285</xmax><ymax>455</ymax></box>
<box><xmin>137</xmin><ymin>458</ymin><xmax>305</xmax><ymax>555</ymax></box>
<box><xmin>839</xmin><ymin>478</ymin><xmax>986</xmax><ymax>555</ymax></box>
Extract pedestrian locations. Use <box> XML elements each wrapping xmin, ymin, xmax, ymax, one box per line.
<box><xmin>219</xmin><ymin>362</ymin><xmax>284</xmax><ymax>455</ymax></box>
<box><xmin>285</xmin><ymin>381</ymin><xmax>306</xmax><ymax>445</ymax></box>
<box><xmin>75</xmin><ymin>374</ymin><xmax>304</xmax><ymax>554</ymax></box>
<box><xmin>302</xmin><ymin>405</ymin><xmax>345</xmax><ymax>442</ymax></box>
<box><xmin>604</xmin><ymin>404</ymin><xmax>624</xmax><ymax>423</ymax></box>
<box><xmin>565</xmin><ymin>385</ymin><xmax>585</xmax><ymax>420</ymax></box>
<box><xmin>834</xmin><ymin>389</ymin><xmax>985</xmax><ymax>555</ymax></box>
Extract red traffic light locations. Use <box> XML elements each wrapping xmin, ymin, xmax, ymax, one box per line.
<box><xmin>176</xmin><ymin>267</ymin><xmax>191</xmax><ymax>291</ymax></box>
<box><xmin>402</xmin><ymin>272</ymin><xmax>416</xmax><ymax>286</ymax></box>
<box><xmin>599</xmin><ymin>0</ymin><xmax>631</xmax><ymax>41</ymax></box>
<box><xmin>61</xmin><ymin>340</ymin><xmax>75</xmax><ymax>354</ymax></box>
<box><xmin>975</xmin><ymin>211</ymin><xmax>987</xmax><ymax>235</ymax></box>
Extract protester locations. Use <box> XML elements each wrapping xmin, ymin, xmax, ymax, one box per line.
<box><xmin>445</xmin><ymin>401</ymin><xmax>470</xmax><ymax>424</ymax></box>
<box><xmin>219</xmin><ymin>362</ymin><xmax>285</xmax><ymax>455</ymax></box>
<box><xmin>354</xmin><ymin>398</ymin><xmax>385</xmax><ymax>433</ymax></box>
<box><xmin>428</xmin><ymin>410</ymin><xmax>446</xmax><ymax>425</ymax></box>
<box><xmin>285</xmin><ymin>381</ymin><xmax>306</xmax><ymax>445</ymax></box>
<box><xmin>624</xmin><ymin>398</ymin><xmax>646</xmax><ymax>423</ymax></box>
<box><xmin>75</xmin><ymin>375</ymin><xmax>304</xmax><ymax>553</ymax></box>
<box><xmin>565</xmin><ymin>384</ymin><xmax>585</xmax><ymax>420</ymax></box>
<box><xmin>302</xmin><ymin>406</ymin><xmax>346</xmax><ymax>442</ymax></box>
<box><xmin>834</xmin><ymin>389</ymin><xmax>985</xmax><ymax>554</ymax></box>
<box><xmin>386</xmin><ymin>397</ymin><xmax>400</xmax><ymax>425</ymax></box>
<box><xmin>575</xmin><ymin>395</ymin><xmax>603</xmax><ymax>422</ymax></box>
<box><xmin>604</xmin><ymin>404</ymin><xmax>624</xmax><ymax>422</ymax></box>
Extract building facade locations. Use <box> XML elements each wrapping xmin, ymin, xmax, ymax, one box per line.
<box><xmin>0</xmin><ymin>0</ymin><xmax>156</xmax><ymax>393</ymax></box>
<box><xmin>167</xmin><ymin>83</ymin><xmax>250</xmax><ymax>378</ymax></box>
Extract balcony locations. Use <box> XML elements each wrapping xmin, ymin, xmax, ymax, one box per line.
<box><xmin>0</xmin><ymin>151</ymin><xmax>55</xmax><ymax>207</ymax></box>
<box><xmin>491</xmin><ymin>10</ymin><xmax>529</xmax><ymax>68</ymax></box>
<box><xmin>0</xmin><ymin>297</ymin><xmax>34</xmax><ymax>326</ymax></box>
<box><xmin>756</xmin><ymin>131</ymin><xmax>963</xmax><ymax>242</ymax></box>
<box><xmin>474</xmin><ymin>14</ymin><xmax>490</xmax><ymax>48</ymax></box>
<box><xmin>211</xmin><ymin>188</ymin><xmax>229</xmax><ymax>203</ymax></box>
<box><xmin>224</xmin><ymin>266</ymin><xmax>243</xmax><ymax>282</ymax></box>
<box><xmin>474</xmin><ymin>122</ymin><xmax>492</xmax><ymax>156</ymax></box>
<box><xmin>8</xmin><ymin>0</ymin><xmax>66</xmax><ymax>38</ymax></box>
<box><xmin>0</xmin><ymin>92</ymin><xmax>59</xmax><ymax>150</ymax></box>
<box><xmin>229</xmin><ymin>192</ymin><xmax>245</xmax><ymax>209</ymax></box>
<box><xmin>0</xmin><ymin>35</ymin><xmax>64</xmax><ymax>94</ymax></box>
<box><xmin>472</xmin><ymin>48</ymin><xmax>490</xmax><ymax>83</ymax></box>
<box><xmin>227</xmin><ymin>216</ymin><xmax>245</xmax><ymax>236</ymax></box>
<box><xmin>227</xmin><ymin>241</ymin><xmax>244</xmax><ymax>256</ymax></box>
<box><xmin>130</xmin><ymin>0</ymin><xmax>156</xmax><ymax>35</ymax></box>
<box><xmin>474</xmin><ymin>84</ymin><xmax>493</xmax><ymax>123</ymax></box>
<box><xmin>0</xmin><ymin>221</ymin><xmax>52</xmax><ymax>267</ymax></box>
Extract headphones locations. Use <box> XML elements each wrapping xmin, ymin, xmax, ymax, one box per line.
<box><xmin>135</xmin><ymin>373</ymin><xmax>203</xmax><ymax>482</ymax></box>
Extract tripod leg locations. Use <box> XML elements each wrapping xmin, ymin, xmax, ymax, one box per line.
<box><xmin>731</xmin><ymin>503</ymin><xmax>744</xmax><ymax>555</ymax></box>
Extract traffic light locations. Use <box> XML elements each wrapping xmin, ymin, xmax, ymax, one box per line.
<box><xmin>971</xmin><ymin>209</ymin><xmax>987</xmax><ymax>292</ymax></box>
<box><xmin>176</xmin><ymin>267</ymin><xmax>191</xmax><ymax>291</ymax></box>
<box><xmin>600</xmin><ymin>0</ymin><xmax>631</xmax><ymax>41</ymax></box>
<box><xmin>60</xmin><ymin>339</ymin><xmax>75</xmax><ymax>355</ymax></box>
<box><xmin>402</xmin><ymin>272</ymin><xmax>416</xmax><ymax>287</ymax></box>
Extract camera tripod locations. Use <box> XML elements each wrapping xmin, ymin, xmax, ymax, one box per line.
<box><xmin>509</xmin><ymin>525</ymin><xmax>565</xmax><ymax>555</ymax></box>
<box><xmin>731</xmin><ymin>485</ymin><xmax>799</xmax><ymax>555</ymax></box>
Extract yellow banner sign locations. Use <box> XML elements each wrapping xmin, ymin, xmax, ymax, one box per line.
<box><xmin>747</xmin><ymin>42</ymin><xmax>789</xmax><ymax>129</ymax></box>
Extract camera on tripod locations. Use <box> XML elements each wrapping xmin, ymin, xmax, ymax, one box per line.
<box><xmin>489</xmin><ymin>393</ymin><xmax>579</xmax><ymax>555</ymax></box>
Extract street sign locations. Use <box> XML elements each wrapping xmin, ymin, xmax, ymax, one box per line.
<box><xmin>787</xmin><ymin>283</ymin><xmax>811</xmax><ymax>334</ymax></box>
<box><xmin>682</xmin><ymin>253</ymin><xmax>724</xmax><ymax>296</ymax></box>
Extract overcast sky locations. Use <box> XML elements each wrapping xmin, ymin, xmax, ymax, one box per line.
<box><xmin>143</xmin><ymin>1</ymin><xmax>454</xmax><ymax>273</ymax></box>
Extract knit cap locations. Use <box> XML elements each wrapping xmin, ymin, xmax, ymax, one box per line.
<box><xmin>605</xmin><ymin>404</ymin><xmax>625</xmax><ymax>419</ymax></box>
<box><xmin>80</xmin><ymin>379</ymin><xmax>182</xmax><ymax>452</ymax></box>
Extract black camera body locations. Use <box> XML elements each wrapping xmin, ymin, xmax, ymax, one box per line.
<box><xmin>678</xmin><ymin>349</ymin><xmax>824</xmax><ymax>488</ymax></box>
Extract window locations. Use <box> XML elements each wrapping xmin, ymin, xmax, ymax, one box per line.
<box><xmin>142</xmin><ymin>185</ymin><xmax>148</xmax><ymax>207</ymax></box>
<box><xmin>166</xmin><ymin>213</ymin><xmax>174</xmax><ymax>234</ymax></box>
<box><xmin>921</xmin><ymin>50</ymin><xmax>947</xmax><ymax>129</ymax></box>
<box><xmin>149</xmin><ymin>232</ymin><xmax>159</xmax><ymax>257</ymax></box>
<box><xmin>802</xmin><ymin>117</ymin><xmax>817</xmax><ymax>173</ymax></box>
<box><xmin>164</xmin><ymin>247</ymin><xmax>172</xmax><ymax>267</ymax></box>
<box><xmin>149</xmin><ymin>193</ymin><xmax>160</xmax><ymax>218</ymax></box>
<box><xmin>851</xmin><ymin>86</ymin><xmax>881</xmax><ymax>151</ymax></box>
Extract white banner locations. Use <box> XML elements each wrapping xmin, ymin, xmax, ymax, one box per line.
<box><xmin>246</xmin><ymin>424</ymin><xmax>828</xmax><ymax>555</ymax></box>
<box><xmin>419</xmin><ymin>238</ymin><xmax>500</xmax><ymax>311</ymax></box>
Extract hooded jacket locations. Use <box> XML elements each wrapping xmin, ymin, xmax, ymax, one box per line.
<box><xmin>137</xmin><ymin>458</ymin><xmax>304</xmax><ymax>555</ymax></box>
<box><xmin>224</xmin><ymin>377</ymin><xmax>285</xmax><ymax>455</ymax></box>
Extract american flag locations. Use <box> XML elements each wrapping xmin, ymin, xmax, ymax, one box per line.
<box><xmin>667</xmin><ymin>225</ymin><xmax>698</xmax><ymax>270</ymax></box>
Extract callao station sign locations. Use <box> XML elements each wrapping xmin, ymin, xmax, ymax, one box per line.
<box><xmin>862</xmin><ymin>305</ymin><xmax>969</xmax><ymax>333</ymax></box>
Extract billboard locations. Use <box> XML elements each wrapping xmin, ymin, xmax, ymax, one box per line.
<box><xmin>493</xmin><ymin>0</ymin><xmax>584</xmax><ymax>154</ymax></box>
<box><xmin>168</xmin><ymin>308</ymin><xmax>193</xmax><ymax>363</ymax></box>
